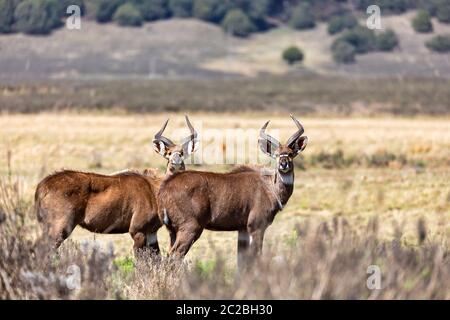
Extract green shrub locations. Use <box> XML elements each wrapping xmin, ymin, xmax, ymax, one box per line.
<box><xmin>113</xmin><ymin>3</ymin><xmax>143</xmax><ymax>27</ymax></box>
<box><xmin>0</xmin><ymin>0</ymin><xmax>17</xmax><ymax>33</ymax></box>
<box><xmin>412</xmin><ymin>10</ymin><xmax>433</xmax><ymax>33</ymax></box>
<box><xmin>221</xmin><ymin>8</ymin><xmax>255</xmax><ymax>38</ymax></box>
<box><xmin>327</xmin><ymin>14</ymin><xmax>358</xmax><ymax>35</ymax></box>
<box><xmin>14</xmin><ymin>0</ymin><xmax>61</xmax><ymax>35</ymax></box>
<box><xmin>331</xmin><ymin>40</ymin><xmax>356</xmax><ymax>64</ymax></box>
<box><xmin>338</xmin><ymin>26</ymin><xmax>376</xmax><ymax>54</ymax></box>
<box><xmin>58</xmin><ymin>0</ymin><xmax>85</xmax><ymax>17</ymax></box>
<box><xmin>355</xmin><ymin>0</ymin><xmax>411</xmax><ymax>14</ymax></box>
<box><xmin>426</xmin><ymin>34</ymin><xmax>450</xmax><ymax>52</ymax></box>
<box><xmin>376</xmin><ymin>29</ymin><xmax>399</xmax><ymax>51</ymax></box>
<box><xmin>436</xmin><ymin>0</ymin><xmax>450</xmax><ymax>23</ymax></box>
<box><xmin>96</xmin><ymin>0</ymin><xmax>124</xmax><ymax>23</ymax></box>
<box><xmin>169</xmin><ymin>0</ymin><xmax>192</xmax><ymax>17</ymax></box>
<box><xmin>289</xmin><ymin>3</ymin><xmax>316</xmax><ymax>30</ymax></box>
<box><xmin>282</xmin><ymin>46</ymin><xmax>304</xmax><ymax>65</ymax></box>
<box><xmin>131</xmin><ymin>0</ymin><xmax>169</xmax><ymax>21</ymax></box>
<box><xmin>192</xmin><ymin>0</ymin><xmax>228</xmax><ymax>23</ymax></box>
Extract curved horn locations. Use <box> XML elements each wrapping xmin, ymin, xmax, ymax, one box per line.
<box><xmin>154</xmin><ymin>119</ymin><xmax>175</xmax><ymax>146</ymax></box>
<box><xmin>182</xmin><ymin>115</ymin><xmax>199</xmax><ymax>155</ymax></box>
<box><xmin>286</xmin><ymin>114</ymin><xmax>305</xmax><ymax>147</ymax></box>
<box><xmin>259</xmin><ymin>121</ymin><xmax>280</xmax><ymax>146</ymax></box>
<box><xmin>183</xmin><ymin>115</ymin><xmax>197</xmax><ymax>140</ymax></box>
<box><xmin>259</xmin><ymin>121</ymin><xmax>280</xmax><ymax>157</ymax></box>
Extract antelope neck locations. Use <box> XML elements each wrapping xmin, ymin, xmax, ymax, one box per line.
<box><xmin>274</xmin><ymin>170</ymin><xmax>295</xmax><ymax>207</ymax></box>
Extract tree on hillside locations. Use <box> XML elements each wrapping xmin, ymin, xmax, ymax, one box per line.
<box><xmin>426</xmin><ymin>34</ymin><xmax>450</xmax><ymax>52</ymax></box>
<box><xmin>96</xmin><ymin>0</ymin><xmax>124</xmax><ymax>23</ymax></box>
<box><xmin>221</xmin><ymin>8</ymin><xmax>255</xmax><ymax>37</ymax></box>
<box><xmin>327</xmin><ymin>14</ymin><xmax>358</xmax><ymax>35</ymax></box>
<box><xmin>282</xmin><ymin>46</ymin><xmax>304</xmax><ymax>65</ymax></box>
<box><xmin>436</xmin><ymin>0</ymin><xmax>450</xmax><ymax>23</ymax></box>
<box><xmin>192</xmin><ymin>0</ymin><xmax>229</xmax><ymax>23</ymax></box>
<box><xmin>289</xmin><ymin>3</ymin><xmax>316</xmax><ymax>30</ymax></box>
<box><xmin>376</xmin><ymin>29</ymin><xmax>399</xmax><ymax>51</ymax></box>
<box><xmin>130</xmin><ymin>0</ymin><xmax>168</xmax><ymax>21</ymax></box>
<box><xmin>331</xmin><ymin>40</ymin><xmax>356</xmax><ymax>64</ymax></box>
<box><xmin>58</xmin><ymin>0</ymin><xmax>85</xmax><ymax>17</ymax></box>
<box><xmin>412</xmin><ymin>10</ymin><xmax>433</xmax><ymax>33</ymax></box>
<box><xmin>0</xmin><ymin>0</ymin><xmax>18</xmax><ymax>33</ymax></box>
<box><xmin>338</xmin><ymin>26</ymin><xmax>377</xmax><ymax>54</ymax></box>
<box><xmin>169</xmin><ymin>0</ymin><xmax>193</xmax><ymax>18</ymax></box>
<box><xmin>14</xmin><ymin>0</ymin><xmax>61</xmax><ymax>35</ymax></box>
<box><xmin>113</xmin><ymin>3</ymin><xmax>143</xmax><ymax>27</ymax></box>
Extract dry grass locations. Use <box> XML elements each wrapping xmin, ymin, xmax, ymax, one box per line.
<box><xmin>0</xmin><ymin>113</ymin><xmax>449</xmax><ymax>299</ymax></box>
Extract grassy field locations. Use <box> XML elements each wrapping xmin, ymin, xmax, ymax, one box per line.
<box><xmin>1</xmin><ymin>113</ymin><xmax>449</xmax><ymax>264</ymax></box>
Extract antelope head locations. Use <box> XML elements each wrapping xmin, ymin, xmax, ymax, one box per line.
<box><xmin>153</xmin><ymin>115</ymin><xmax>199</xmax><ymax>175</ymax></box>
<box><xmin>258</xmin><ymin>115</ymin><xmax>308</xmax><ymax>183</ymax></box>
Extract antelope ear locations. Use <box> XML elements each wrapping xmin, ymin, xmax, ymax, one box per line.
<box><xmin>182</xmin><ymin>138</ymin><xmax>199</xmax><ymax>157</ymax></box>
<box><xmin>258</xmin><ymin>138</ymin><xmax>278</xmax><ymax>158</ymax></box>
<box><xmin>292</xmin><ymin>136</ymin><xmax>308</xmax><ymax>157</ymax></box>
<box><xmin>152</xmin><ymin>140</ymin><xmax>169</xmax><ymax>159</ymax></box>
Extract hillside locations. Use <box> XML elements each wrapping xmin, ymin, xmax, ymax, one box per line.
<box><xmin>1</xmin><ymin>13</ymin><xmax>450</xmax><ymax>82</ymax></box>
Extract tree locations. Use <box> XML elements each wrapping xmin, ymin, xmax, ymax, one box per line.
<box><xmin>58</xmin><ymin>0</ymin><xmax>85</xmax><ymax>17</ymax></box>
<box><xmin>376</xmin><ymin>29</ymin><xmax>399</xmax><ymax>51</ymax></box>
<box><xmin>338</xmin><ymin>26</ymin><xmax>377</xmax><ymax>54</ymax></box>
<box><xmin>327</xmin><ymin>14</ymin><xmax>358</xmax><ymax>35</ymax></box>
<box><xmin>426</xmin><ymin>34</ymin><xmax>450</xmax><ymax>52</ymax></box>
<box><xmin>412</xmin><ymin>10</ymin><xmax>433</xmax><ymax>33</ymax></box>
<box><xmin>131</xmin><ymin>0</ymin><xmax>169</xmax><ymax>21</ymax></box>
<box><xmin>289</xmin><ymin>3</ymin><xmax>316</xmax><ymax>30</ymax></box>
<box><xmin>331</xmin><ymin>40</ymin><xmax>356</xmax><ymax>64</ymax></box>
<box><xmin>169</xmin><ymin>0</ymin><xmax>193</xmax><ymax>18</ymax></box>
<box><xmin>113</xmin><ymin>3</ymin><xmax>143</xmax><ymax>27</ymax></box>
<box><xmin>221</xmin><ymin>9</ymin><xmax>255</xmax><ymax>38</ymax></box>
<box><xmin>0</xmin><ymin>0</ymin><xmax>17</xmax><ymax>33</ymax></box>
<box><xmin>436</xmin><ymin>0</ymin><xmax>450</xmax><ymax>23</ymax></box>
<box><xmin>192</xmin><ymin>0</ymin><xmax>228</xmax><ymax>23</ymax></box>
<box><xmin>282</xmin><ymin>46</ymin><xmax>304</xmax><ymax>65</ymax></box>
<box><xmin>96</xmin><ymin>0</ymin><xmax>124</xmax><ymax>23</ymax></box>
<box><xmin>14</xmin><ymin>0</ymin><xmax>61</xmax><ymax>35</ymax></box>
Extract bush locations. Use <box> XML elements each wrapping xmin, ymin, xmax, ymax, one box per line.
<box><xmin>58</xmin><ymin>0</ymin><xmax>85</xmax><ymax>17</ymax></box>
<box><xmin>113</xmin><ymin>3</ymin><xmax>143</xmax><ymax>27</ymax></box>
<box><xmin>426</xmin><ymin>34</ymin><xmax>450</xmax><ymax>52</ymax></box>
<box><xmin>192</xmin><ymin>0</ymin><xmax>228</xmax><ymax>23</ymax></box>
<box><xmin>355</xmin><ymin>0</ymin><xmax>411</xmax><ymax>14</ymax></box>
<box><xmin>96</xmin><ymin>0</ymin><xmax>124</xmax><ymax>23</ymax></box>
<box><xmin>436</xmin><ymin>0</ymin><xmax>450</xmax><ymax>23</ymax></box>
<box><xmin>0</xmin><ymin>0</ymin><xmax>17</xmax><ymax>33</ymax></box>
<box><xmin>289</xmin><ymin>3</ymin><xmax>316</xmax><ymax>30</ymax></box>
<box><xmin>338</xmin><ymin>26</ymin><xmax>377</xmax><ymax>54</ymax></box>
<box><xmin>221</xmin><ymin>9</ymin><xmax>255</xmax><ymax>38</ymax></box>
<box><xmin>14</xmin><ymin>0</ymin><xmax>61</xmax><ymax>35</ymax></box>
<box><xmin>331</xmin><ymin>40</ymin><xmax>356</xmax><ymax>64</ymax></box>
<box><xmin>131</xmin><ymin>0</ymin><xmax>169</xmax><ymax>21</ymax></box>
<box><xmin>376</xmin><ymin>29</ymin><xmax>399</xmax><ymax>51</ymax></box>
<box><xmin>412</xmin><ymin>10</ymin><xmax>433</xmax><ymax>33</ymax></box>
<box><xmin>327</xmin><ymin>14</ymin><xmax>358</xmax><ymax>35</ymax></box>
<box><xmin>282</xmin><ymin>46</ymin><xmax>304</xmax><ymax>65</ymax></box>
<box><xmin>169</xmin><ymin>0</ymin><xmax>192</xmax><ymax>18</ymax></box>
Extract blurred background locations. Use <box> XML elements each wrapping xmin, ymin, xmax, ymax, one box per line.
<box><xmin>0</xmin><ymin>0</ymin><xmax>449</xmax><ymax>270</ymax></box>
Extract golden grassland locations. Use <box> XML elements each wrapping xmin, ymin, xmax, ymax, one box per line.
<box><xmin>0</xmin><ymin>113</ymin><xmax>449</xmax><ymax>268</ymax></box>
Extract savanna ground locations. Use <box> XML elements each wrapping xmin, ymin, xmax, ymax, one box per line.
<box><xmin>0</xmin><ymin>111</ymin><xmax>449</xmax><ymax>299</ymax></box>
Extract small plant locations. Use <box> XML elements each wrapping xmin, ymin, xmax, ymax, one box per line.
<box><xmin>96</xmin><ymin>0</ymin><xmax>124</xmax><ymax>23</ymax></box>
<box><xmin>337</xmin><ymin>26</ymin><xmax>377</xmax><ymax>54</ymax></box>
<box><xmin>327</xmin><ymin>14</ymin><xmax>358</xmax><ymax>35</ymax></box>
<box><xmin>113</xmin><ymin>3</ymin><xmax>143</xmax><ymax>27</ymax></box>
<box><xmin>221</xmin><ymin>9</ymin><xmax>255</xmax><ymax>38</ymax></box>
<box><xmin>289</xmin><ymin>3</ymin><xmax>316</xmax><ymax>30</ymax></box>
<box><xmin>412</xmin><ymin>9</ymin><xmax>433</xmax><ymax>33</ymax></box>
<box><xmin>14</xmin><ymin>0</ymin><xmax>61</xmax><ymax>35</ymax></box>
<box><xmin>331</xmin><ymin>40</ymin><xmax>356</xmax><ymax>64</ymax></box>
<box><xmin>436</xmin><ymin>0</ymin><xmax>450</xmax><ymax>23</ymax></box>
<box><xmin>376</xmin><ymin>29</ymin><xmax>399</xmax><ymax>51</ymax></box>
<box><xmin>282</xmin><ymin>46</ymin><xmax>304</xmax><ymax>65</ymax></box>
<box><xmin>426</xmin><ymin>34</ymin><xmax>450</xmax><ymax>53</ymax></box>
<box><xmin>0</xmin><ymin>0</ymin><xmax>16</xmax><ymax>33</ymax></box>
<box><xmin>169</xmin><ymin>0</ymin><xmax>193</xmax><ymax>18</ymax></box>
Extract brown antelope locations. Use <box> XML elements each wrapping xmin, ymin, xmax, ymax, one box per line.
<box><xmin>35</xmin><ymin>116</ymin><xmax>198</xmax><ymax>253</ymax></box>
<box><xmin>158</xmin><ymin>115</ymin><xmax>307</xmax><ymax>267</ymax></box>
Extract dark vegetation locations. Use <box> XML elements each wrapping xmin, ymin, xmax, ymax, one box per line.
<box><xmin>1</xmin><ymin>76</ymin><xmax>449</xmax><ymax>115</ymax></box>
<box><xmin>426</xmin><ymin>34</ymin><xmax>450</xmax><ymax>52</ymax></box>
<box><xmin>412</xmin><ymin>9</ymin><xmax>433</xmax><ymax>33</ymax></box>
<box><xmin>282</xmin><ymin>46</ymin><xmax>304</xmax><ymax>65</ymax></box>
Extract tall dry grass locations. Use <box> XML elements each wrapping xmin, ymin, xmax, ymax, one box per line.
<box><xmin>0</xmin><ymin>177</ymin><xmax>448</xmax><ymax>300</ymax></box>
